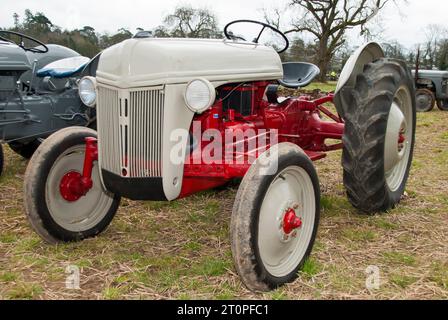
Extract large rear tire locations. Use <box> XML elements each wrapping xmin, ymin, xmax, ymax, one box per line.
<box><xmin>341</xmin><ymin>58</ymin><xmax>416</xmax><ymax>214</ymax></box>
<box><xmin>24</xmin><ymin>127</ymin><xmax>120</xmax><ymax>244</ymax></box>
<box><xmin>231</xmin><ymin>143</ymin><xmax>320</xmax><ymax>292</ymax></box>
<box><xmin>437</xmin><ymin>99</ymin><xmax>448</xmax><ymax>111</ymax></box>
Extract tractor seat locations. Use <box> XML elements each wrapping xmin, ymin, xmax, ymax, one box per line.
<box><xmin>279</xmin><ymin>62</ymin><xmax>320</xmax><ymax>89</ymax></box>
<box><xmin>37</xmin><ymin>56</ymin><xmax>90</xmax><ymax>79</ymax></box>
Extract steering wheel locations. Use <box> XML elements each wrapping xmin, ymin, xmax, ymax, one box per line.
<box><xmin>224</xmin><ymin>20</ymin><xmax>289</xmax><ymax>54</ymax></box>
<box><xmin>0</xmin><ymin>30</ymin><xmax>49</xmax><ymax>53</ymax></box>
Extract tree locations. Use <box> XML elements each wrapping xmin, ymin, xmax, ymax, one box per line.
<box><xmin>382</xmin><ymin>40</ymin><xmax>406</xmax><ymax>60</ymax></box>
<box><xmin>274</xmin><ymin>0</ymin><xmax>397</xmax><ymax>81</ymax></box>
<box><xmin>436</xmin><ymin>39</ymin><xmax>448</xmax><ymax>71</ymax></box>
<box><xmin>422</xmin><ymin>24</ymin><xmax>447</xmax><ymax>69</ymax></box>
<box><xmin>23</xmin><ymin>10</ymin><xmax>54</xmax><ymax>33</ymax></box>
<box><xmin>99</xmin><ymin>28</ymin><xmax>133</xmax><ymax>49</ymax></box>
<box><xmin>284</xmin><ymin>38</ymin><xmax>317</xmax><ymax>63</ymax></box>
<box><xmin>158</xmin><ymin>6</ymin><xmax>220</xmax><ymax>38</ymax></box>
<box><xmin>79</xmin><ymin>26</ymin><xmax>98</xmax><ymax>45</ymax></box>
<box><xmin>13</xmin><ymin>13</ymin><xmax>20</xmax><ymax>30</ymax></box>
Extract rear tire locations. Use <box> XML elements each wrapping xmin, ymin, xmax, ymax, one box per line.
<box><xmin>437</xmin><ymin>99</ymin><xmax>448</xmax><ymax>111</ymax></box>
<box><xmin>8</xmin><ymin>139</ymin><xmax>41</xmax><ymax>159</ymax></box>
<box><xmin>415</xmin><ymin>88</ymin><xmax>435</xmax><ymax>112</ymax></box>
<box><xmin>231</xmin><ymin>143</ymin><xmax>320</xmax><ymax>292</ymax></box>
<box><xmin>341</xmin><ymin>58</ymin><xmax>416</xmax><ymax>214</ymax></box>
<box><xmin>24</xmin><ymin>127</ymin><xmax>120</xmax><ymax>244</ymax></box>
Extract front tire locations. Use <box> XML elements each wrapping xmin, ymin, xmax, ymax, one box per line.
<box><xmin>231</xmin><ymin>143</ymin><xmax>320</xmax><ymax>292</ymax></box>
<box><xmin>415</xmin><ymin>88</ymin><xmax>435</xmax><ymax>112</ymax></box>
<box><xmin>24</xmin><ymin>127</ymin><xmax>120</xmax><ymax>243</ymax></box>
<box><xmin>341</xmin><ymin>58</ymin><xmax>416</xmax><ymax>214</ymax></box>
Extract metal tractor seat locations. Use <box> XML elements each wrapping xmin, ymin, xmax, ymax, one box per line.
<box><xmin>37</xmin><ymin>56</ymin><xmax>90</xmax><ymax>78</ymax></box>
<box><xmin>279</xmin><ymin>62</ymin><xmax>321</xmax><ymax>89</ymax></box>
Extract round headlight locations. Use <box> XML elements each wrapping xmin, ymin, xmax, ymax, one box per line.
<box><xmin>184</xmin><ymin>78</ymin><xmax>216</xmax><ymax>113</ymax></box>
<box><xmin>78</xmin><ymin>76</ymin><xmax>97</xmax><ymax>107</ymax></box>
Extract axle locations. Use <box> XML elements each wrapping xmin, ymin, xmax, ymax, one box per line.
<box><xmin>59</xmin><ymin>137</ymin><xmax>98</xmax><ymax>202</ymax></box>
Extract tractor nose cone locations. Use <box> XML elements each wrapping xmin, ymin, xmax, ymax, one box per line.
<box><xmin>282</xmin><ymin>209</ymin><xmax>302</xmax><ymax>235</ymax></box>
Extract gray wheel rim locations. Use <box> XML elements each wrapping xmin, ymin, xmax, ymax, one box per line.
<box><xmin>258</xmin><ymin>166</ymin><xmax>316</xmax><ymax>277</ymax></box>
<box><xmin>45</xmin><ymin>145</ymin><xmax>115</xmax><ymax>232</ymax></box>
<box><xmin>416</xmin><ymin>92</ymin><xmax>432</xmax><ymax>111</ymax></box>
<box><xmin>384</xmin><ymin>86</ymin><xmax>413</xmax><ymax>192</ymax></box>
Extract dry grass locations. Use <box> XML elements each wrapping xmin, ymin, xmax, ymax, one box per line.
<box><xmin>0</xmin><ymin>85</ymin><xmax>447</xmax><ymax>300</ymax></box>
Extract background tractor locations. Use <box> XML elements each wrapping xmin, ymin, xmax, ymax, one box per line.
<box><xmin>0</xmin><ymin>31</ymin><xmax>100</xmax><ymax>176</ymax></box>
<box><xmin>23</xmin><ymin>20</ymin><xmax>416</xmax><ymax>292</ymax></box>
<box><xmin>412</xmin><ymin>50</ymin><xmax>448</xmax><ymax>112</ymax></box>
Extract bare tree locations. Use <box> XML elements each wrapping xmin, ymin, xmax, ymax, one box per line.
<box><xmin>157</xmin><ymin>6</ymin><xmax>220</xmax><ymax>39</ymax></box>
<box><xmin>276</xmin><ymin>0</ymin><xmax>396</xmax><ymax>81</ymax></box>
<box><xmin>422</xmin><ymin>24</ymin><xmax>447</xmax><ymax>69</ymax></box>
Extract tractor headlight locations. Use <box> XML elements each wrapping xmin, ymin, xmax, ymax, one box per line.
<box><xmin>184</xmin><ymin>78</ymin><xmax>216</xmax><ymax>113</ymax></box>
<box><xmin>78</xmin><ymin>76</ymin><xmax>97</xmax><ymax>107</ymax></box>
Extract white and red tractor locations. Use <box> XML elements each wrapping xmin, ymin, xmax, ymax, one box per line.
<box><xmin>23</xmin><ymin>20</ymin><xmax>416</xmax><ymax>292</ymax></box>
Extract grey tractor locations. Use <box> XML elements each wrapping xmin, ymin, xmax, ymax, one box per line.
<box><xmin>0</xmin><ymin>31</ymin><xmax>99</xmax><ymax>176</ymax></box>
<box><xmin>413</xmin><ymin>68</ymin><xmax>448</xmax><ymax>112</ymax></box>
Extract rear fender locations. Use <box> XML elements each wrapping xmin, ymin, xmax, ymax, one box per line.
<box><xmin>334</xmin><ymin>42</ymin><xmax>384</xmax><ymax>117</ymax></box>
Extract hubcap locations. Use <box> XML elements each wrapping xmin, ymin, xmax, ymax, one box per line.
<box><xmin>282</xmin><ymin>208</ymin><xmax>302</xmax><ymax>235</ymax></box>
<box><xmin>46</xmin><ymin>145</ymin><xmax>115</xmax><ymax>232</ymax></box>
<box><xmin>416</xmin><ymin>92</ymin><xmax>432</xmax><ymax>111</ymax></box>
<box><xmin>60</xmin><ymin>171</ymin><xmax>84</xmax><ymax>202</ymax></box>
<box><xmin>384</xmin><ymin>86</ymin><xmax>413</xmax><ymax>192</ymax></box>
<box><xmin>258</xmin><ymin>166</ymin><xmax>316</xmax><ymax>277</ymax></box>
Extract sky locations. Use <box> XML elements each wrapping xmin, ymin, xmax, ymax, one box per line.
<box><xmin>0</xmin><ymin>0</ymin><xmax>447</xmax><ymax>50</ymax></box>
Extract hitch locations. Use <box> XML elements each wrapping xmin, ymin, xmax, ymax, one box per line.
<box><xmin>59</xmin><ymin>137</ymin><xmax>98</xmax><ymax>202</ymax></box>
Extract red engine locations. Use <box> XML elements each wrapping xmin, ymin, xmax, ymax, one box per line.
<box><xmin>180</xmin><ymin>81</ymin><xmax>344</xmax><ymax>197</ymax></box>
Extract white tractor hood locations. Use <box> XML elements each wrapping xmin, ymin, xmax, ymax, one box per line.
<box><xmin>96</xmin><ymin>38</ymin><xmax>283</xmax><ymax>88</ymax></box>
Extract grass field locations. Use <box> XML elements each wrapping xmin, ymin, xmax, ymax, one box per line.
<box><xmin>0</xmin><ymin>83</ymin><xmax>447</xmax><ymax>300</ymax></box>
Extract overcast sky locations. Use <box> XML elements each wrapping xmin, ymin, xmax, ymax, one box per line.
<box><xmin>1</xmin><ymin>0</ymin><xmax>447</xmax><ymax>49</ymax></box>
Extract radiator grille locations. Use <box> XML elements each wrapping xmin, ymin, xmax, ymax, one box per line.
<box><xmin>97</xmin><ymin>85</ymin><xmax>164</xmax><ymax>178</ymax></box>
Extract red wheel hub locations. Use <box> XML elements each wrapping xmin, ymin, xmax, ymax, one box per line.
<box><xmin>60</xmin><ymin>171</ymin><xmax>93</xmax><ymax>202</ymax></box>
<box><xmin>59</xmin><ymin>137</ymin><xmax>98</xmax><ymax>202</ymax></box>
<box><xmin>398</xmin><ymin>133</ymin><xmax>406</xmax><ymax>144</ymax></box>
<box><xmin>282</xmin><ymin>209</ymin><xmax>302</xmax><ymax>235</ymax></box>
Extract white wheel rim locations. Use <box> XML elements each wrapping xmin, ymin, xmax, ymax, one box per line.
<box><xmin>258</xmin><ymin>166</ymin><xmax>316</xmax><ymax>277</ymax></box>
<box><xmin>45</xmin><ymin>145</ymin><xmax>115</xmax><ymax>232</ymax></box>
<box><xmin>385</xmin><ymin>86</ymin><xmax>413</xmax><ymax>192</ymax></box>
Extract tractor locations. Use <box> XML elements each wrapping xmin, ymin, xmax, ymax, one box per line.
<box><xmin>413</xmin><ymin>69</ymin><xmax>448</xmax><ymax>112</ymax></box>
<box><xmin>0</xmin><ymin>31</ymin><xmax>99</xmax><ymax>176</ymax></box>
<box><xmin>23</xmin><ymin>20</ymin><xmax>416</xmax><ymax>292</ymax></box>
<box><xmin>412</xmin><ymin>48</ymin><xmax>448</xmax><ymax>112</ymax></box>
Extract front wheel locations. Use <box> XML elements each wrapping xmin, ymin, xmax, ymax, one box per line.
<box><xmin>341</xmin><ymin>58</ymin><xmax>416</xmax><ymax>214</ymax></box>
<box><xmin>231</xmin><ymin>143</ymin><xmax>320</xmax><ymax>292</ymax></box>
<box><xmin>415</xmin><ymin>89</ymin><xmax>435</xmax><ymax>112</ymax></box>
<box><xmin>437</xmin><ymin>99</ymin><xmax>448</xmax><ymax>111</ymax></box>
<box><xmin>24</xmin><ymin>127</ymin><xmax>120</xmax><ymax>243</ymax></box>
